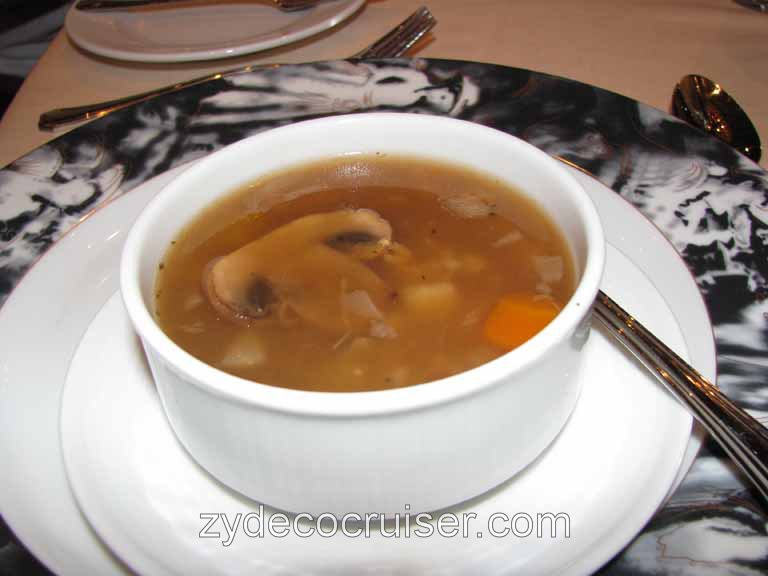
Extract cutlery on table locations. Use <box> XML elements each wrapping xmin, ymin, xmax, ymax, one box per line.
<box><xmin>38</xmin><ymin>6</ymin><xmax>436</xmax><ymax>130</ymax></box>
<box><xmin>76</xmin><ymin>0</ymin><xmax>331</xmax><ymax>12</ymax></box>
<box><xmin>734</xmin><ymin>0</ymin><xmax>768</xmax><ymax>12</ymax></box>
<box><xmin>672</xmin><ymin>74</ymin><xmax>761</xmax><ymax>162</ymax></box>
<box><xmin>595</xmin><ymin>290</ymin><xmax>768</xmax><ymax>504</ymax></box>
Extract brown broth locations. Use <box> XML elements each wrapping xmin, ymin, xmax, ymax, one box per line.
<box><xmin>154</xmin><ymin>154</ymin><xmax>575</xmax><ymax>392</ymax></box>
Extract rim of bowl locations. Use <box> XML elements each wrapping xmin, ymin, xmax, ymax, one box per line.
<box><xmin>120</xmin><ymin>113</ymin><xmax>605</xmax><ymax>417</ymax></box>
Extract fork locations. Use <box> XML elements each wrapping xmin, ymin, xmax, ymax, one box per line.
<box><xmin>39</xmin><ymin>6</ymin><xmax>435</xmax><ymax>130</ymax></box>
<box><xmin>76</xmin><ymin>0</ymin><xmax>334</xmax><ymax>13</ymax></box>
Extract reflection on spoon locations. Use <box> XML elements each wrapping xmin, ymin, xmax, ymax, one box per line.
<box><xmin>734</xmin><ymin>0</ymin><xmax>768</xmax><ymax>13</ymax></box>
<box><xmin>672</xmin><ymin>74</ymin><xmax>761</xmax><ymax>162</ymax></box>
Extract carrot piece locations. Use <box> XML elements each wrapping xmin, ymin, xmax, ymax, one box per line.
<box><xmin>483</xmin><ymin>294</ymin><xmax>560</xmax><ymax>350</ymax></box>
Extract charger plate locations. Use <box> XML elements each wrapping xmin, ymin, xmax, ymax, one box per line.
<box><xmin>0</xmin><ymin>59</ymin><xmax>766</xmax><ymax>576</ymax></box>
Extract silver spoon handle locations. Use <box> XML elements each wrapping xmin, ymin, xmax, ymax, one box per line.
<box><xmin>594</xmin><ymin>289</ymin><xmax>768</xmax><ymax>503</ymax></box>
<box><xmin>38</xmin><ymin>6</ymin><xmax>435</xmax><ymax>130</ymax></box>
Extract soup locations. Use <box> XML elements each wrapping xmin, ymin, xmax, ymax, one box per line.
<box><xmin>154</xmin><ymin>154</ymin><xmax>575</xmax><ymax>392</ymax></box>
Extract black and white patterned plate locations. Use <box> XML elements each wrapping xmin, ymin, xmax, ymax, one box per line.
<box><xmin>1</xmin><ymin>59</ymin><xmax>767</xmax><ymax>575</ymax></box>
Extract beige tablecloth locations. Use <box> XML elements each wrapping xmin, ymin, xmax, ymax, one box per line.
<box><xmin>0</xmin><ymin>0</ymin><xmax>766</xmax><ymax>169</ymax></box>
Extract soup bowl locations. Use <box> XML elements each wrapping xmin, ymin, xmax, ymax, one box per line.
<box><xmin>120</xmin><ymin>112</ymin><xmax>605</xmax><ymax>517</ymax></box>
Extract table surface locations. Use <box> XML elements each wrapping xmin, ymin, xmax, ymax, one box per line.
<box><xmin>1</xmin><ymin>0</ymin><xmax>767</xmax><ymax>170</ymax></box>
<box><xmin>1</xmin><ymin>1</ymin><xmax>768</xmax><ymax>575</ymax></box>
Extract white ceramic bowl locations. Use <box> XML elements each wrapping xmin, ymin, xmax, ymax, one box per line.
<box><xmin>120</xmin><ymin>113</ymin><xmax>605</xmax><ymax>517</ymax></box>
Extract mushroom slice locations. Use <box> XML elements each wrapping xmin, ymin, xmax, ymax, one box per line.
<box><xmin>205</xmin><ymin>209</ymin><xmax>394</xmax><ymax>333</ymax></box>
<box><xmin>277</xmin><ymin>243</ymin><xmax>391</xmax><ymax>333</ymax></box>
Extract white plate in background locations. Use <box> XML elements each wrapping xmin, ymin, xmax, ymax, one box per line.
<box><xmin>65</xmin><ymin>0</ymin><xmax>365</xmax><ymax>62</ymax></box>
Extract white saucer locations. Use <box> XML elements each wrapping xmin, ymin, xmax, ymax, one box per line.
<box><xmin>58</xmin><ymin>168</ymin><xmax>714</xmax><ymax>576</ymax></box>
<box><xmin>0</xmin><ymin>165</ymin><xmax>714</xmax><ymax>576</ymax></box>
<box><xmin>64</xmin><ymin>0</ymin><xmax>365</xmax><ymax>63</ymax></box>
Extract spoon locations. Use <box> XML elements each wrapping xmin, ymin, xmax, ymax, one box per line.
<box><xmin>733</xmin><ymin>0</ymin><xmax>768</xmax><ymax>13</ymax></box>
<box><xmin>594</xmin><ymin>290</ymin><xmax>768</xmax><ymax>504</ymax></box>
<box><xmin>672</xmin><ymin>74</ymin><xmax>761</xmax><ymax>162</ymax></box>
